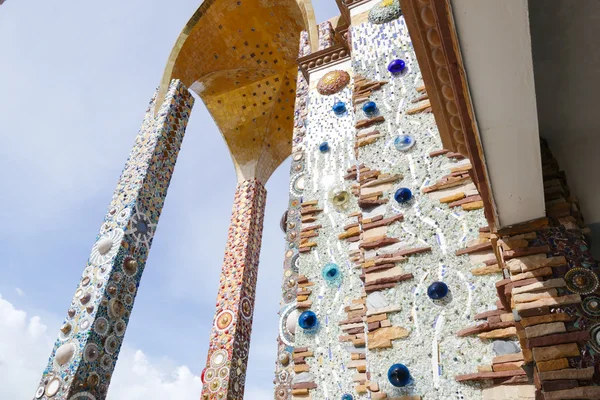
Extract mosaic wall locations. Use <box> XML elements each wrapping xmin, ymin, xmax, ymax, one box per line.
<box><xmin>273</xmin><ymin>2</ymin><xmax>516</xmax><ymax>399</ymax></box>
<box><xmin>34</xmin><ymin>80</ymin><xmax>194</xmax><ymax>400</ymax></box>
<box><xmin>201</xmin><ymin>179</ymin><xmax>267</xmax><ymax>400</ymax></box>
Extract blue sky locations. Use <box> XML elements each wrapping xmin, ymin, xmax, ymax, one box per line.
<box><xmin>0</xmin><ymin>1</ymin><xmax>339</xmax><ymax>398</ymax></box>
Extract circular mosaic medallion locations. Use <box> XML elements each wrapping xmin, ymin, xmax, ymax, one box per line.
<box><xmin>83</xmin><ymin>343</ymin><xmax>99</xmax><ymax>362</ymax></box>
<box><xmin>278</xmin><ymin>303</ymin><xmax>297</xmax><ymax>346</ymax></box>
<box><xmin>122</xmin><ymin>257</ymin><xmax>138</xmax><ymax>276</ymax></box>
<box><xmin>105</xmin><ymin>335</ymin><xmax>119</xmax><ymax>355</ymax></box>
<box><xmin>204</xmin><ymin>367</ymin><xmax>216</xmax><ymax>382</ymax></box>
<box><xmin>114</xmin><ymin>319</ymin><xmax>126</xmax><ymax>337</ymax></box>
<box><xmin>126</xmin><ymin>208</ymin><xmax>155</xmax><ymax>247</ymax></box>
<box><xmin>215</xmin><ymin>310</ymin><xmax>235</xmax><ymax>331</ymax></box>
<box><xmin>369</xmin><ymin>0</ymin><xmax>402</xmax><ymax>25</ymax></box>
<box><xmin>208</xmin><ymin>378</ymin><xmax>221</xmax><ymax>393</ymax></box>
<box><xmin>108</xmin><ymin>299</ymin><xmax>126</xmax><ymax>319</ymax></box>
<box><xmin>275</xmin><ymin>384</ymin><xmax>290</xmax><ymax>400</ymax></box>
<box><xmin>582</xmin><ymin>296</ymin><xmax>600</xmax><ymax>318</ymax></box>
<box><xmin>90</xmin><ymin>229</ymin><xmax>124</xmax><ymax>266</ymax></box>
<box><xmin>96</xmin><ymin>264</ymin><xmax>111</xmax><ymax>280</ymax></box>
<box><xmin>210</xmin><ymin>349</ymin><xmax>228</xmax><ymax>368</ymax></box>
<box><xmin>240</xmin><ymin>297</ymin><xmax>253</xmax><ymax>320</ymax></box>
<box><xmin>79</xmin><ymin>316</ymin><xmax>92</xmax><ymax>331</ymax></box>
<box><xmin>588</xmin><ymin>323</ymin><xmax>600</xmax><ymax>352</ymax></box>
<box><xmin>100</xmin><ymin>354</ymin><xmax>113</xmax><ymax>370</ymax></box>
<box><xmin>566</xmin><ymin>268</ymin><xmax>599</xmax><ymax>295</ymax></box>
<box><xmin>35</xmin><ymin>385</ymin><xmax>45</xmax><ymax>398</ymax></box>
<box><xmin>55</xmin><ymin>342</ymin><xmax>77</xmax><ymax>368</ymax></box>
<box><xmin>45</xmin><ymin>376</ymin><xmax>62</xmax><ymax>397</ymax></box>
<box><xmin>330</xmin><ymin>187</ymin><xmax>351</xmax><ymax>210</ymax></box>
<box><xmin>116</xmin><ymin>206</ymin><xmax>131</xmax><ymax>224</ymax></box>
<box><xmin>99</xmin><ymin>221</ymin><xmax>116</xmax><ymax>236</ymax></box>
<box><xmin>291</xmin><ymin>253</ymin><xmax>300</xmax><ymax>273</ymax></box>
<box><xmin>317</xmin><ymin>70</ymin><xmax>351</xmax><ymax>95</ymax></box>
<box><xmin>93</xmin><ymin>317</ymin><xmax>109</xmax><ymax>336</ymax></box>
<box><xmin>217</xmin><ymin>366</ymin><xmax>230</xmax><ymax>379</ymax></box>
<box><xmin>280</xmin><ymin>211</ymin><xmax>288</xmax><ymax>234</ymax></box>
<box><xmin>290</xmin><ymin>173</ymin><xmax>306</xmax><ymax>197</ymax></box>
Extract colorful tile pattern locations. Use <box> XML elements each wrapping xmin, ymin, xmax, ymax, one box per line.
<box><xmin>201</xmin><ymin>179</ymin><xmax>267</xmax><ymax>400</ymax></box>
<box><xmin>33</xmin><ymin>80</ymin><xmax>194</xmax><ymax>400</ymax></box>
<box><xmin>272</xmin><ymin>68</ymin><xmax>310</xmax><ymax>400</ymax></box>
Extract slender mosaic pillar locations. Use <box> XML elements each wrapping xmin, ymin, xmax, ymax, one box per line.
<box><xmin>201</xmin><ymin>179</ymin><xmax>267</xmax><ymax>400</ymax></box>
<box><xmin>33</xmin><ymin>80</ymin><xmax>194</xmax><ymax>400</ymax></box>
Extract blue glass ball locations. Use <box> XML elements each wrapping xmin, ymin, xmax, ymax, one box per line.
<box><xmin>322</xmin><ymin>263</ymin><xmax>341</xmax><ymax>283</ymax></box>
<box><xmin>394</xmin><ymin>188</ymin><xmax>412</xmax><ymax>203</ymax></box>
<box><xmin>298</xmin><ymin>311</ymin><xmax>318</xmax><ymax>331</ymax></box>
<box><xmin>319</xmin><ymin>142</ymin><xmax>330</xmax><ymax>153</ymax></box>
<box><xmin>394</xmin><ymin>135</ymin><xmax>415</xmax><ymax>151</ymax></box>
<box><xmin>333</xmin><ymin>101</ymin><xmax>347</xmax><ymax>115</ymax></box>
<box><xmin>388</xmin><ymin>59</ymin><xmax>407</xmax><ymax>74</ymax></box>
<box><xmin>341</xmin><ymin>395</ymin><xmax>354</xmax><ymax>400</ymax></box>
<box><xmin>362</xmin><ymin>101</ymin><xmax>378</xmax><ymax>116</ymax></box>
<box><xmin>427</xmin><ymin>281</ymin><xmax>449</xmax><ymax>300</ymax></box>
<box><xmin>388</xmin><ymin>363</ymin><xmax>411</xmax><ymax>387</ymax></box>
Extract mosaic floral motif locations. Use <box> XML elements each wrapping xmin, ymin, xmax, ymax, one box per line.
<box><xmin>369</xmin><ymin>0</ymin><xmax>402</xmax><ymax>25</ymax></box>
<box><xmin>537</xmin><ymin>227</ymin><xmax>600</xmax><ymax>378</ymax></box>
<box><xmin>317</xmin><ymin>70</ymin><xmax>351</xmax><ymax>96</ymax></box>
<box><xmin>34</xmin><ymin>80</ymin><xmax>194</xmax><ymax>400</ymax></box>
<box><xmin>565</xmin><ymin>267</ymin><xmax>599</xmax><ymax>295</ymax></box>
<box><xmin>201</xmin><ymin>179</ymin><xmax>266</xmax><ymax>400</ymax></box>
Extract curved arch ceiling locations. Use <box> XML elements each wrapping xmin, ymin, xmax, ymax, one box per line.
<box><xmin>159</xmin><ymin>0</ymin><xmax>316</xmax><ymax>183</ymax></box>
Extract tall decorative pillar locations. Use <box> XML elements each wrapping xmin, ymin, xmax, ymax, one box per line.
<box><xmin>201</xmin><ymin>179</ymin><xmax>267</xmax><ymax>400</ymax></box>
<box><xmin>33</xmin><ymin>80</ymin><xmax>194</xmax><ymax>400</ymax></box>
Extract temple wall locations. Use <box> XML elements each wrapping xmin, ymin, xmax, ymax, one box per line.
<box><xmin>273</xmin><ymin>1</ymin><xmax>528</xmax><ymax>399</ymax></box>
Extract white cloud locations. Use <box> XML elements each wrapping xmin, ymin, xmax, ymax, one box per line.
<box><xmin>15</xmin><ymin>287</ymin><xmax>25</xmax><ymax>297</ymax></box>
<box><xmin>0</xmin><ymin>294</ymin><xmax>272</xmax><ymax>400</ymax></box>
<box><xmin>0</xmin><ymin>295</ymin><xmax>204</xmax><ymax>400</ymax></box>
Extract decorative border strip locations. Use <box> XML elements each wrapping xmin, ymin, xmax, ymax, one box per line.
<box><xmin>400</xmin><ymin>0</ymin><xmax>497</xmax><ymax>227</ymax></box>
<box><xmin>298</xmin><ymin>45</ymin><xmax>351</xmax><ymax>82</ymax></box>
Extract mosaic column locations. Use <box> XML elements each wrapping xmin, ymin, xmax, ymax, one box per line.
<box><xmin>201</xmin><ymin>179</ymin><xmax>267</xmax><ymax>400</ymax></box>
<box><xmin>33</xmin><ymin>80</ymin><xmax>194</xmax><ymax>400</ymax></box>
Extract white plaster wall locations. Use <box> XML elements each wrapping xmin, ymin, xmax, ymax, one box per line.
<box><xmin>528</xmin><ymin>0</ymin><xmax>600</xmax><ymax>258</ymax></box>
<box><xmin>450</xmin><ymin>0</ymin><xmax>546</xmax><ymax>227</ymax></box>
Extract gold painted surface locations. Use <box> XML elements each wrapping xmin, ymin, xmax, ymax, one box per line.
<box><xmin>160</xmin><ymin>0</ymin><xmax>317</xmax><ymax>183</ymax></box>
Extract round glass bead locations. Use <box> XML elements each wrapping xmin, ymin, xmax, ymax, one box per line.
<box><xmin>333</xmin><ymin>101</ymin><xmax>347</xmax><ymax>115</ymax></box>
<box><xmin>341</xmin><ymin>395</ymin><xmax>354</xmax><ymax>400</ymax></box>
<box><xmin>428</xmin><ymin>282</ymin><xmax>449</xmax><ymax>300</ymax></box>
<box><xmin>322</xmin><ymin>263</ymin><xmax>341</xmax><ymax>283</ymax></box>
<box><xmin>319</xmin><ymin>142</ymin><xmax>330</xmax><ymax>153</ymax></box>
<box><xmin>394</xmin><ymin>135</ymin><xmax>415</xmax><ymax>151</ymax></box>
<box><xmin>394</xmin><ymin>188</ymin><xmax>412</xmax><ymax>203</ymax></box>
<box><xmin>298</xmin><ymin>311</ymin><xmax>318</xmax><ymax>331</ymax></box>
<box><xmin>388</xmin><ymin>59</ymin><xmax>406</xmax><ymax>74</ymax></box>
<box><xmin>388</xmin><ymin>363</ymin><xmax>411</xmax><ymax>387</ymax></box>
<box><xmin>362</xmin><ymin>101</ymin><xmax>377</xmax><ymax>116</ymax></box>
